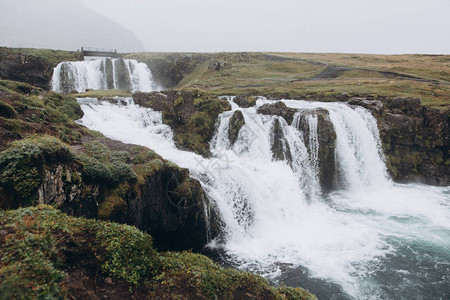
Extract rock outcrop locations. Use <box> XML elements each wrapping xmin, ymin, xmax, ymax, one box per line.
<box><xmin>0</xmin><ymin>48</ymin><xmax>53</xmax><ymax>89</ymax></box>
<box><xmin>133</xmin><ymin>90</ymin><xmax>231</xmax><ymax>156</ymax></box>
<box><xmin>296</xmin><ymin>108</ymin><xmax>337</xmax><ymax>192</ymax></box>
<box><xmin>257</xmin><ymin>101</ymin><xmax>297</xmax><ymax>125</ymax></box>
<box><xmin>228</xmin><ymin>110</ymin><xmax>245</xmax><ymax>146</ymax></box>
<box><xmin>348</xmin><ymin>97</ymin><xmax>449</xmax><ymax>185</ymax></box>
<box><xmin>270</xmin><ymin>118</ymin><xmax>292</xmax><ymax>162</ymax></box>
<box><xmin>127</xmin><ymin>54</ymin><xmax>207</xmax><ymax>89</ymax></box>
<box><xmin>233</xmin><ymin>95</ymin><xmax>258</xmax><ymax>108</ymax></box>
<box><xmin>0</xmin><ymin>83</ymin><xmax>218</xmax><ymax>251</ymax></box>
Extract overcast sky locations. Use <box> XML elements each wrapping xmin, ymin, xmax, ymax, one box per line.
<box><xmin>1</xmin><ymin>0</ymin><xmax>449</xmax><ymax>54</ymax></box>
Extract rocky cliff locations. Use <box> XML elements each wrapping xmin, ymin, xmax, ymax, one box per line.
<box><xmin>348</xmin><ymin>97</ymin><xmax>449</xmax><ymax>185</ymax></box>
<box><xmin>0</xmin><ymin>48</ymin><xmax>53</xmax><ymax>90</ymax></box>
<box><xmin>0</xmin><ymin>80</ymin><xmax>216</xmax><ymax>251</ymax></box>
<box><xmin>237</xmin><ymin>94</ymin><xmax>449</xmax><ymax>186</ymax></box>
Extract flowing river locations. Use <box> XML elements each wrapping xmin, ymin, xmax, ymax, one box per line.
<box><xmin>76</xmin><ymin>97</ymin><xmax>450</xmax><ymax>300</ymax></box>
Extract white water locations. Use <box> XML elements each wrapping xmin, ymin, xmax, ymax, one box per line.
<box><xmin>77</xmin><ymin>97</ymin><xmax>450</xmax><ymax>300</ymax></box>
<box><xmin>52</xmin><ymin>58</ymin><xmax>155</xmax><ymax>93</ymax></box>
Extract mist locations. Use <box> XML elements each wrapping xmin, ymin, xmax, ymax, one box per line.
<box><xmin>0</xmin><ymin>0</ymin><xmax>144</xmax><ymax>52</ymax></box>
<box><xmin>1</xmin><ymin>0</ymin><xmax>449</xmax><ymax>54</ymax></box>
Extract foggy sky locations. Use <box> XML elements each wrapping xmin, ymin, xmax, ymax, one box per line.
<box><xmin>0</xmin><ymin>0</ymin><xmax>144</xmax><ymax>52</ymax></box>
<box><xmin>1</xmin><ymin>0</ymin><xmax>449</xmax><ymax>54</ymax></box>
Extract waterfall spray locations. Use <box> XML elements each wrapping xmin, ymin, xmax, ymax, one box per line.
<box><xmin>77</xmin><ymin>97</ymin><xmax>450</xmax><ymax>300</ymax></box>
<box><xmin>51</xmin><ymin>58</ymin><xmax>155</xmax><ymax>93</ymax></box>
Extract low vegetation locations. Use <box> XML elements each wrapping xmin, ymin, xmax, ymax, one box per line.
<box><xmin>4</xmin><ymin>47</ymin><xmax>79</xmax><ymax>67</ymax></box>
<box><xmin>0</xmin><ymin>80</ymin><xmax>85</xmax><ymax>149</ymax></box>
<box><xmin>128</xmin><ymin>52</ymin><xmax>450</xmax><ymax>109</ymax></box>
<box><xmin>0</xmin><ymin>205</ymin><xmax>317</xmax><ymax>299</ymax></box>
<box><xmin>72</xmin><ymin>89</ymin><xmax>132</xmax><ymax>98</ymax></box>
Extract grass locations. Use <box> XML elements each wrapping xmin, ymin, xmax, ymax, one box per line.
<box><xmin>72</xmin><ymin>89</ymin><xmax>132</xmax><ymax>98</ymax></box>
<box><xmin>129</xmin><ymin>52</ymin><xmax>450</xmax><ymax>109</ymax></box>
<box><xmin>0</xmin><ymin>205</ymin><xmax>317</xmax><ymax>300</ymax></box>
<box><xmin>4</xmin><ymin>47</ymin><xmax>80</xmax><ymax>67</ymax></box>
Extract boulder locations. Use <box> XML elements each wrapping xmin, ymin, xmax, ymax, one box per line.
<box><xmin>257</xmin><ymin>101</ymin><xmax>298</xmax><ymax>125</ymax></box>
<box><xmin>233</xmin><ymin>95</ymin><xmax>257</xmax><ymax>108</ymax></box>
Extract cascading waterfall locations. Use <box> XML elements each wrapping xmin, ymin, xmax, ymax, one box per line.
<box><xmin>76</xmin><ymin>97</ymin><xmax>450</xmax><ymax>300</ymax></box>
<box><xmin>51</xmin><ymin>58</ymin><xmax>155</xmax><ymax>94</ymax></box>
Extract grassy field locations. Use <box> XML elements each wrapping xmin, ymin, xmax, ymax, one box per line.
<box><xmin>5</xmin><ymin>47</ymin><xmax>80</xmax><ymax>66</ymax></box>
<box><xmin>72</xmin><ymin>89</ymin><xmax>132</xmax><ymax>98</ymax></box>
<box><xmin>128</xmin><ymin>52</ymin><xmax>449</xmax><ymax>109</ymax></box>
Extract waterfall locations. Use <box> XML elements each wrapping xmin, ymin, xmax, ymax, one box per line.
<box><xmin>51</xmin><ymin>58</ymin><xmax>155</xmax><ymax>94</ymax></box>
<box><xmin>76</xmin><ymin>97</ymin><xmax>450</xmax><ymax>300</ymax></box>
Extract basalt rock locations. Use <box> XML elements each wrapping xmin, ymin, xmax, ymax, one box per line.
<box><xmin>270</xmin><ymin>118</ymin><xmax>292</xmax><ymax>162</ymax></box>
<box><xmin>121</xmin><ymin>162</ymin><xmax>217</xmax><ymax>251</ymax></box>
<box><xmin>0</xmin><ymin>49</ymin><xmax>53</xmax><ymax>90</ymax></box>
<box><xmin>257</xmin><ymin>101</ymin><xmax>297</xmax><ymax>125</ymax></box>
<box><xmin>104</xmin><ymin>58</ymin><xmax>115</xmax><ymax>89</ymax></box>
<box><xmin>350</xmin><ymin>97</ymin><xmax>449</xmax><ymax>185</ymax></box>
<box><xmin>115</xmin><ymin>59</ymin><xmax>132</xmax><ymax>90</ymax></box>
<box><xmin>297</xmin><ymin>108</ymin><xmax>337</xmax><ymax>192</ymax></box>
<box><xmin>228</xmin><ymin>110</ymin><xmax>245</xmax><ymax>146</ymax></box>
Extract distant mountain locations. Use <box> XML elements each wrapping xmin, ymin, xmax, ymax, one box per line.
<box><xmin>0</xmin><ymin>0</ymin><xmax>145</xmax><ymax>52</ymax></box>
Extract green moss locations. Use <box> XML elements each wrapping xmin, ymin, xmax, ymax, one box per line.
<box><xmin>0</xmin><ymin>80</ymin><xmax>42</xmax><ymax>95</ymax></box>
<box><xmin>0</xmin><ymin>117</ymin><xmax>22</xmax><ymax>133</ymax></box>
<box><xmin>403</xmin><ymin>151</ymin><xmax>421</xmax><ymax>173</ymax></box>
<box><xmin>172</xmin><ymin>96</ymin><xmax>231</xmax><ymax>156</ymax></box>
<box><xmin>154</xmin><ymin>251</ymin><xmax>317</xmax><ymax>300</ymax></box>
<box><xmin>97</xmin><ymin>194</ymin><xmax>127</xmax><ymax>219</ymax></box>
<box><xmin>44</xmin><ymin>92</ymin><xmax>83</xmax><ymax>120</ymax></box>
<box><xmin>0</xmin><ymin>205</ymin><xmax>316</xmax><ymax>299</ymax></box>
<box><xmin>87</xmin><ymin>129</ymin><xmax>105</xmax><ymax>138</ymax></box>
<box><xmin>78</xmin><ymin>141</ymin><xmax>137</xmax><ymax>186</ymax></box>
<box><xmin>0</xmin><ymin>135</ymin><xmax>75</xmax><ymax>204</ymax></box>
<box><xmin>6</xmin><ymin>48</ymin><xmax>79</xmax><ymax>66</ymax></box>
<box><xmin>72</xmin><ymin>89</ymin><xmax>132</xmax><ymax>98</ymax></box>
<box><xmin>174</xmin><ymin>96</ymin><xmax>184</xmax><ymax>107</ymax></box>
<box><xmin>0</xmin><ymin>205</ymin><xmax>158</xmax><ymax>295</ymax></box>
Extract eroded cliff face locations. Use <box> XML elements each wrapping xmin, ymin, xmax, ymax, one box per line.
<box><xmin>0</xmin><ymin>49</ymin><xmax>53</xmax><ymax>90</ymax></box>
<box><xmin>348</xmin><ymin>97</ymin><xmax>449</xmax><ymax>185</ymax></box>
<box><xmin>0</xmin><ymin>82</ymin><xmax>216</xmax><ymax>251</ymax></box>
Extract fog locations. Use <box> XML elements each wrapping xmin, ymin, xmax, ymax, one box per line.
<box><xmin>0</xmin><ymin>0</ymin><xmax>144</xmax><ymax>52</ymax></box>
<box><xmin>1</xmin><ymin>0</ymin><xmax>449</xmax><ymax>54</ymax></box>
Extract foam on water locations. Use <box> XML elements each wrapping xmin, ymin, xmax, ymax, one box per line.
<box><xmin>77</xmin><ymin>97</ymin><xmax>450</xmax><ymax>299</ymax></box>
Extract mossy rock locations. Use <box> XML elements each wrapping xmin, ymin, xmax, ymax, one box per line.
<box><xmin>0</xmin><ymin>205</ymin><xmax>317</xmax><ymax>300</ymax></box>
<box><xmin>233</xmin><ymin>95</ymin><xmax>258</xmax><ymax>108</ymax></box>
<box><xmin>228</xmin><ymin>110</ymin><xmax>245</xmax><ymax>145</ymax></box>
<box><xmin>0</xmin><ymin>135</ymin><xmax>76</xmax><ymax>205</ymax></box>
